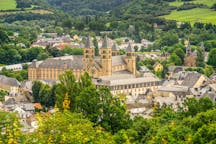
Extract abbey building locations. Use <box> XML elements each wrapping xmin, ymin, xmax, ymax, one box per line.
<box><xmin>28</xmin><ymin>36</ymin><xmax>136</xmax><ymax>81</ymax></box>
<box><xmin>28</xmin><ymin>36</ymin><xmax>160</xmax><ymax>96</ymax></box>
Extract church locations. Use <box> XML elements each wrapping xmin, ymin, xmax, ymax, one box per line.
<box><xmin>28</xmin><ymin>36</ymin><xmax>136</xmax><ymax>81</ymax></box>
<box><xmin>28</xmin><ymin>36</ymin><xmax>160</xmax><ymax>96</ymax></box>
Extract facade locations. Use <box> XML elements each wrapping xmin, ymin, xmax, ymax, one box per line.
<box><xmin>28</xmin><ymin>36</ymin><xmax>136</xmax><ymax>81</ymax></box>
<box><xmin>0</xmin><ymin>75</ymin><xmax>20</xmax><ymax>93</ymax></box>
<box><xmin>28</xmin><ymin>36</ymin><xmax>161</xmax><ymax>96</ymax></box>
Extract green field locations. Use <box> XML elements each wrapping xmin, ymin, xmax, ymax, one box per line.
<box><xmin>169</xmin><ymin>0</ymin><xmax>216</xmax><ymax>7</ymax></box>
<box><xmin>0</xmin><ymin>0</ymin><xmax>16</xmax><ymax>10</ymax></box>
<box><xmin>162</xmin><ymin>8</ymin><xmax>216</xmax><ymax>25</ymax></box>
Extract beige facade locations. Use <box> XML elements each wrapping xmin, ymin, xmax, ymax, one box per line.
<box><xmin>28</xmin><ymin>36</ymin><xmax>136</xmax><ymax>81</ymax></box>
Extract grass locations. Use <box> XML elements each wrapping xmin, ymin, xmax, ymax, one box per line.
<box><xmin>0</xmin><ymin>9</ymin><xmax>53</xmax><ymax>16</ymax></box>
<box><xmin>169</xmin><ymin>0</ymin><xmax>216</xmax><ymax>7</ymax></box>
<box><xmin>0</xmin><ymin>0</ymin><xmax>16</xmax><ymax>10</ymax></box>
<box><xmin>162</xmin><ymin>8</ymin><xmax>216</xmax><ymax>25</ymax></box>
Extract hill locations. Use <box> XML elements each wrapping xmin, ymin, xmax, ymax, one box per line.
<box><xmin>162</xmin><ymin>0</ymin><xmax>216</xmax><ymax>24</ymax></box>
<box><xmin>45</xmin><ymin>0</ymin><xmax>132</xmax><ymax>15</ymax></box>
<box><xmin>0</xmin><ymin>0</ymin><xmax>16</xmax><ymax>10</ymax></box>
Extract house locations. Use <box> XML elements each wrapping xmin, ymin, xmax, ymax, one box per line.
<box><xmin>0</xmin><ymin>75</ymin><xmax>20</xmax><ymax>93</ymax></box>
<box><xmin>181</xmin><ymin>72</ymin><xmax>209</xmax><ymax>88</ymax></box>
<box><xmin>153</xmin><ymin>63</ymin><xmax>163</xmax><ymax>72</ymax></box>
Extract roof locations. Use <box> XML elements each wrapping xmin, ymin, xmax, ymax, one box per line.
<box><xmin>0</xmin><ymin>75</ymin><xmax>20</xmax><ymax>87</ymax></box>
<box><xmin>96</xmin><ymin>74</ymin><xmax>160</xmax><ymax>86</ymax></box>
<box><xmin>32</xmin><ymin>56</ymin><xmax>83</xmax><ymax>69</ymax></box>
<box><xmin>126</xmin><ymin>43</ymin><xmax>134</xmax><ymax>52</ymax></box>
<box><xmin>112</xmin><ymin>55</ymin><xmax>126</xmax><ymax>66</ymax></box>
<box><xmin>158</xmin><ymin>85</ymin><xmax>189</xmax><ymax>92</ymax></box>
<box><xmin>4</xmin><ymin>98</ymin><xmax>17</xmax><ymax>105</ymax></box>
<box><xmin>112</xmin><ymin>43</ymin><xmax>118</xmax><ymax>51</ymax></box>
<box><xmin>85</xmin><ymin>36</ymin><xmax>93</xmax><ymax>48</ymax></box>
<box><xmin>181</xmin><ymin>72</ymin><xmax>202</xmax><ymax>87</ymax></box>
<box><xmin>101</xmin><ymin>35</ymin><xmax>110</xmax><ymax>48</ymax></box>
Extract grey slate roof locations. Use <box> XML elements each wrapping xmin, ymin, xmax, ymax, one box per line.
<box><xmin>0</xmin><ymin>75</ymin><xmax>20</xmax><ymax>87</ymax></box>
<box><xmin>126</xmin><ymin>43</ymin><xmax>134</xmax><ymax>52</ymax></box>
<box><xmin>112</xmin><ymin>43</ymin><xmax>118</xmax><ymax>51</ymax></box>
<box><xmin>102</xmin><ymin>35</ymin><xmax>110</xmax><ymax>48</ymax></box>
<box><xmin>38</xmin><ymin>56</ymin><xmax>83</xmax><ymax>69</ymax></box>
<box><xmin>85</xmin><ymin>36</ymin><xmax>93</xmax><ymax>48</ymax></box>
<box><xmin>112</xmin><ymin>55</ymin><xmax>126</xmax><ymax>66</ymax></box>
<box><xmin>181</xmin><ymin>72</ymin><xmax>201</xmax><ymax>87</ymax></box>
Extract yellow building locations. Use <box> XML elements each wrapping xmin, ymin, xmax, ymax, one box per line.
<box><xmin>153</xmin><ymin>63</ymin><xmax>163</xmax><ymax>72</ymax></box>
<box><xmin>28</xmin><ymin>36</ymin><xmax>161</xmax><ymax>96</ymax></box>
<box><xmin>28</xmin><ymin>36</ymin><xmax>136</xmax><ymax>81</ymax></box>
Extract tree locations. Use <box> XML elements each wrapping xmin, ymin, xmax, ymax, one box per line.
<box><xmin>55</xmin><ymin>70</ymin><xmax>78</xmax><ymax>112</ymax></box>
<box><xmin>62</xmin><ymin>19</ymin><xmax>72</xmax><ymax>28</ymax></box>
<box><xmin>207</xmin><ymin>48</ymin><xmax>216</xmax><ymax>67</ymax></box>
<box><xmin>0</xmin><ymin>30</ymin><xmax>9</xmax><ymax>44</ymax></box>
<box><xmin>160</xmin><ymin>32</ymin><xmax>179</xmax><ymax>47</ymax></box>
<box><xmin>93</xmin><ymin>37</ymin><xmax>99</xmax><ymax>56</ymax></box>
<box><xmin>169</xmin><ymin>53</ymin><xmax>182</xmax><ymax>65</ymax></box>
<box><xmin>211</xmin><ymin>3</ymin><xmax>216</xmax><ymax>10</ymax></box>
<box><xmin>25</xmin><ymin>111</ymin><xmax>115</xmax><ymax>143</ymax></box>
<box><xmin>173</xmin><ymin>48</ymin><xmax>185</xmax><ymax>64</ymax></box>
<box><xmin>204</xmin><ymin>65</ymin><xmax>214</xmax><ymax>77</ymax></box>
<box><xmin>196</xmin><ymin>48</ymin><xmax>205</xmax><ymax>67</ymax></box>
<box><xmin>32</xmin><ymin>81</ymin><xmax>43</xmax><ymax>102</ymax></box>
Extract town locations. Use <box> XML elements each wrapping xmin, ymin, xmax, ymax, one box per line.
<box><xmin>0</xmin><ymin>0</ymin><xmax>216</xmax><ymax>143</ymax></box>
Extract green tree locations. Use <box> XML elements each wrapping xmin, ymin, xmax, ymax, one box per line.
<box><xmin>25</xmin><ymin>111</ymin><xmax>115</xmax><ymax>144</ymax></box>
<box><xmin>93</xmin><ymin>36</ymin><xmax>99</xmax><ymax>56</ymax></box>
<box><xmin>207</xmin><ymin>48</ymin><xmax>216</xmax><ymax>67</ymax></box>
<box><xmin>169</xmin><ymin>53</ymin><xmax>182</xmax><ymax>65</ymax></box>
<box><xmin>204</xmin><ymin>65</ymin><xmax>214</xmax><ymax>77</ymax></box>
<box><xmin>32</xmin><ymin>81</ymin><xmax>43</xmax><ymax>102</ymax></box>
<box><xmin>173</xmin><ymin>48</ymin><xmax>185</xmax><ymax>63</ymax></box>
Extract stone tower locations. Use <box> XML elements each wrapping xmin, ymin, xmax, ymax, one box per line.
<box><xmin>83</xmin><ymin>36</ymin><xmax>94</xmax><ymax>70</ymax></box>
<box><xmin>100</xmin><ymin>35</ymin><xmax>112</xmax><ymax>76</ymax></box>
<box><xmin>112</xmin><ymin>42</ymin><xmax>119</xmax><ymax>56</ymax></box>
<box><xmin>200</xmin><ymin>41</ymin><xmax>205</xmax><ymax>54</ymax></box>
<box><xmin>125</xmin><ymin>43</ymin><xmax>136</xmax><ymax>75</ymax></box>
<box><xmin>186</xmin><ymin>39</ymin><xmax>191</xmax><ymax>57</ymax></box>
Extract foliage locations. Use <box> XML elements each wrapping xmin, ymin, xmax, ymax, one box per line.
<box><xmin>207</xmin><ymin>48</ymin><xmax>216</xmax><ymax>67</ymax></box>
<box><xmin>0</xmin><ymin>68</ymin><xmax>28</xmax><ymax>81</ymax></box>
<box><xmin>25</xmin><ymin>111</ymin><xmax>115</xmax><ymax>143</ymax></box>
<box><xmin>0</xmin><ymin>112</ymin><xmax>23</xmax><ymax>144</ymax></box>
<box><xmin>55</xmin><ymin>71</ymin><xmax>131</xmax><ymax>133</ymax></box>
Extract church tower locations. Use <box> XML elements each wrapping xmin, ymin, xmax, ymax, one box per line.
<box><xmin>100</xmin><ymin>35</ymin><xmax>112</xmax><ymax>75</ymax></box>
<box><xmin>200</xmin><ymin>41</ymin><xmax>205</xmax><ymax>54</ymax></box>
<box><xmin>112</xmin><ymin>42</ymin><xmax>119</xmax><ymax>56</ymax></box>
<box><xmin>186</xmin><ymin>39</ymin><xmax>191</xmax><ymax>57</ymax></box>
<box><xmin>83</xmin><ymin>36</ymin><xmax>94</xmax><ymax>70</ymax></box>
<box><xmin>125</xmin><ymin>43</ymin><xmax>136</xmax><ymax>75</ymax></box>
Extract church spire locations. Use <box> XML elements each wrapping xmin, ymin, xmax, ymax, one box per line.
<box><xmin>126</xmin><ymin>43</ymin><xmax>134</xmax><ymax>52</ymax></box>
<box><xmin>102</xmin><ymin>35</ymin><xmax>110</xmax><ymax>48</ymax></box>
<box><xmin>186</xmin><ymin>39</ymin><xmax>191</xmax><ymax>56</ymax></box>
<box><xmin>85</xmin><ymin>36</ymin><xmax>93</xmax><ymax>48</ymax></box>
<box><xmin>200</xmin><ymin>41</ymin><xmax>205</xmax><ymax>52</ymax></box>
<box><xmin>112</xmin><ymin>42</ymin><xmax>118</xmax><ymax>51</ymax></box>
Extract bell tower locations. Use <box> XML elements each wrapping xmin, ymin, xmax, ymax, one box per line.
<box><xmin>100</xmin><ymin>35</ymin><xmax>112</xmax><ymax>75</ymax></box>
<box><xmin>125</xmin><ymin>43</ymin><xmax>136</xmax><ymax>75</ymax></box>
<box><xmin>186</xmin><ymin>39</ymin><xmax>191</xmax><ymax>57</ymax></box>
<box><xmin>83</xmin><ymin>36</ymin><xmax>94</xmax><ymax>70</ymax></box>
<box><xmin>112</xmin><ymin>42</ymin><xmax>119</xmax><ymax>56</ymax></box>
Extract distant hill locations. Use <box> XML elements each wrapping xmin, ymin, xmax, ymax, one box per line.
<box><xmin>45</xmin><ymin>0</ymin><xmax>132</xmax><ymax>15</ymax></box>
<box><xmin>162</xmin><ymin>0</ymin><xmax>216</xmax><ymax>24</ymax></box>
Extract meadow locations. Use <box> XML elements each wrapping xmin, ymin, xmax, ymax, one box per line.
<box><xmin>169</xmin><ymin>0</ymin><xmax>216</xmax><ymax>7</ymax></box>
<box><xmin>0</xmin><ymin>0</ymin><xmax>16</xmax><ymax>10</ymax></box>
<box><xmin>162</xmin><ymin>8</ymin><xmax>216</xmax><ymax>25</ymax></box>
